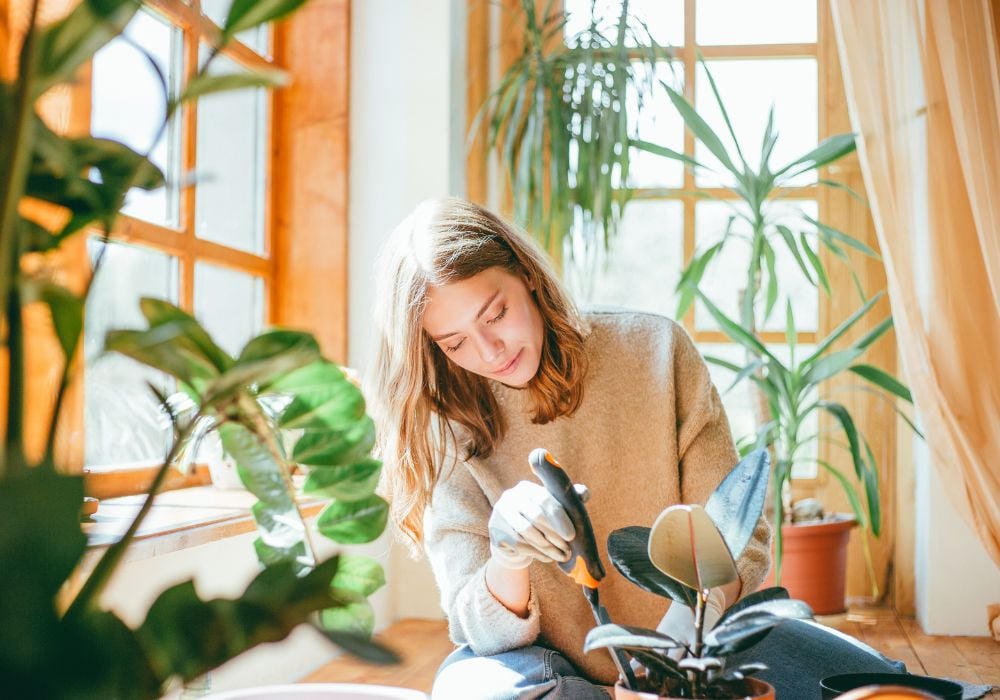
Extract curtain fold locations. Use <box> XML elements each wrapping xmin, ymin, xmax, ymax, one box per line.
<box><xmin>830</xmin><ymin>0</ymin><xmax>1000</xmax><ymax>573</ymax></box>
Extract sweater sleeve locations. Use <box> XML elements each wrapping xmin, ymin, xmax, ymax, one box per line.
<box><xmin>670</xmin><ymin>322</ymin><xmax>772</xmax><ymax>598</ymax></box>
<box><xmin>423</xmin><ymin>462</ymin><xmax>541</xmax><ymax>655</ymax></box>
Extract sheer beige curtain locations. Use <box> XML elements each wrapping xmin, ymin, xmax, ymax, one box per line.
<box><xmin>830</xmin><ymin>0</ymin><xmax>1000</xmax><ymax>569</ymax></box>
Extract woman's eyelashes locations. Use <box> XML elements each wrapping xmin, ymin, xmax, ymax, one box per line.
<box><xmin>443</xmin><ymin>305</ymin><xmax>509</xmax><ymax>354</ymax></box>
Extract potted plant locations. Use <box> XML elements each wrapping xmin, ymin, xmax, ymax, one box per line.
<box><xmin>697</xmin><ymin>292</ymin><xmax>919</xmax><ymax>614</ymax></box>
<box><xmin>584</xmin><ymin>451</ymin><xmax>813</xmax><ymax>699</ymax></box>
<box><xmin>477</xmin><ymin>0</ymin><xmax>669</xmax><ymax>290</ymax></box>
<box><xmin>0</xmin><ymin>0</ymin><xmax>396</xmax><ymax>695</ymax></box>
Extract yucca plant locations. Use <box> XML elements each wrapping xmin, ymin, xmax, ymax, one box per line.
<box><xmin>585</xmin><ymin>451</ymin><xmax>813</xmax><ymax>698</ymax></box>
<box><xmin>478</xmin><ymin>0</ymin><xmax>669</xmax><ymax>293</ymax></box>
<box><xmin>697</xmin><ymin>291</ymin><xmax>920</xmax><ymax>593</ymax></box>
<box><xmin>0</xmin><ymin>0</ymin><xmax>395</xmax><ymax>695</ymax></box>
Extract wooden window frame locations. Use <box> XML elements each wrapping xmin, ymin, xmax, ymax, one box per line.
<box><xmin>0</xmin><ymin>0</ymin><xmax>351</xmax><ymax>485</ymax></box>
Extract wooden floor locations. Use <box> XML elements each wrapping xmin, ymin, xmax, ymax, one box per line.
<box><xmin>304</xmin><ymin>613</ymin><xmax>999</xmax><ymax>697</ymax></box>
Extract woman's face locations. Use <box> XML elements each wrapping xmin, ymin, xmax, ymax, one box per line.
<box><xmin>422</xmin><ymin>266</ymin><xmax>545</xmax><ymax>388</ymax></box>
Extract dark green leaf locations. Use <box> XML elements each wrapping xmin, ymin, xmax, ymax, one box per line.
<box><xmin>848</xmin><ymin>364</ymin><xmax>912</xmax><ymax>403</ymax></box>
<box><xmin>703</xmin><ymin>611</ymin><xmax>787</xmax><ymax>656</ymax></box>
<box><xmin>224</xmin><ymin>0</ymin><xmax>310</xmax><ymax>37</ymax></box>
<box><xmin>704</xmin><ymin>449</ymin><xmax>770</xmax><ymax>561</ymax></box>
<box><xmin>38</xmin><ymin>282</ymin><xmax>84</xmax><ymax>359</ymax></box>
<box><xmin>816</xmin><ymin>461</ymin><xmax>868</xmax><ymax>530</ymax></box>
<box><xmin>316</xmin><ymin>495</ymin><xmax>389</xmax><ymax>545</ymax></box>
<box><xmin>318</xmin><ymin>629</ymin><xmax>400</xmax><ymax>666</ymax></box>
<box><xmin>715</xmin><ymin>586</ymin><xmax>789</xmax><ymax>627</ymax></box>
<box><xmin>803</xmin><ymin>292</ymin><xmax>883</xmax><ymax>367</ymax></box>
<box><xmin>583</xmin><ymin>624</ymin><xmax>684</xmax><ymax>654</ymax></box>
<box><xmin>607</xmin><ymin>527</ymin><xmax>697</xmax><ymax>607</ymax></box>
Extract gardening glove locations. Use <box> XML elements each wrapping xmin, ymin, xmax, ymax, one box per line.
<box><xmin>655</xmin><ymin>587</ymin><xmax>726</xmax><ymax>662</ymax></box>
<box><xmin>488</xmin><ymin>480</ymin><xmax>587</xmax><ymax>569</ymax></box>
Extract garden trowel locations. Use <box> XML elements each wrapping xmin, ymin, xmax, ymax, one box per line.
<box><xmin>528</xmin><ymin>447</ymin><xmax>636</xmax><ymax>688</ymax></box>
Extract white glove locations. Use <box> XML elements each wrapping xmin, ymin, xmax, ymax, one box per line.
<box><xmin>655</xmin><ymin>587</ymin><xmax>726</xmax><ymax>661</ymax></box>
<box><xmin>488</xmin><ymin>480</ymin><xmax>580</xmax><ymax>570</ymax></box>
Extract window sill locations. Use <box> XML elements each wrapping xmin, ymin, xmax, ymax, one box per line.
<box><xmin>82</xmin><ymin>485</ymin><xmax>325</xmax><ymax>564</ymax></box>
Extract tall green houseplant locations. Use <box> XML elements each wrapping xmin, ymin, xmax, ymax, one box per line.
<box><xmin>479</xmin><ymin>0</ymin><xmax>669</xmax><ymax>293</ymax></box>
<box><xmin>0</xmin><ymin>0</ymin><xmax>394</xmax><ymax>695</ymax></box>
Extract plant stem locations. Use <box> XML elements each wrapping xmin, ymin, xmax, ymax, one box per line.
<box><xmin>64</xmin><ymin>417</ymin><xmax>198</xmax><ymax>620</ymax></box>
<box><xmin>692</xmin><ymin>590</ymin><xmax>706</xmax><ymax>697</ymax></box>
<box><xmin>0</xmin><ymin>0</ymin><xmax>41</xmax><ymax>475</ymax></box>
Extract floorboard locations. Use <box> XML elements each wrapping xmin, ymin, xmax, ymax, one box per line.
<box><xmin>303</xmin><ymin>612</ymin><xmax>999</xmax><ymax>697</ymax></box>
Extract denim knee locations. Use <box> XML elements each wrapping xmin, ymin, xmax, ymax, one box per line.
<box><xmin>432</xmin><ymin>644</ymin><xmax>610</xmax><ymax>700</ymax></box>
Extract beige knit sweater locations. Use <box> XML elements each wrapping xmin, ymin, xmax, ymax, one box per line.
<box><xmin>423</xmin><ymin>310</ymin><xmax>772</xmax><ymax>685</ymax></box>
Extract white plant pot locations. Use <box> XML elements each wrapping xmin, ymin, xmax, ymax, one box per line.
<box><xmin>204</xmin><ymin>684</ymin><xmax>428</xmax><ymax>700</ymax></box>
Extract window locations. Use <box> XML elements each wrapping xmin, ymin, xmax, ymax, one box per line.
<box><xmin>564</xmin><ymin>0</ymin><xmax>820</xmax><ymax>476</ymax></box>
<box><xmin>84</xmin><ymin>3</ymin><xmax>273</xmax><ymax>468</ymax></box>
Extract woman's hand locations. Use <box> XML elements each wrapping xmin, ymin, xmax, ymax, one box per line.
<box><xmin>488</xmin><ymin>481</ymin><xmax>576</xmax><ymax>569</ymax></box>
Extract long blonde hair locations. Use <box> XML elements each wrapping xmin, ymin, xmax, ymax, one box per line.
<box><xmin>369</xmin><ymin>198</ymin><xmax>588</xmax><ymax>547</ymax></box>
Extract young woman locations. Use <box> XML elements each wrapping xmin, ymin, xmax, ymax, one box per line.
<box><xmin>369</xmin><ymin>198</ymin><xmax>905</xmax><ymax>699</ymax></box>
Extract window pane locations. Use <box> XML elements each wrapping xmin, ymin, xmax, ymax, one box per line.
<box><xmin>696</xmin><ymin>0</ymin><xmax>816</xmax><ymax>46</ymax></box>
<box><xmin>698</xmin><ymin>342</ymin><xmax>818</xmax><ymax>478</ymax></box>
<box><xmin>564</xmin><ymin>0</ymin><xmax>684</xmax><ymax>48</ymax></box>
<box><xmin>693</xmin><ymin>199</ymin><xmax>818</xmax><ymax>333</ymax></box>
<box><xmin>628</xmin><ymin>62</ymin><xmax>684</xmax><ymax>189</ymax></box>
<box><xmin>91</xmin><ymin>10</ymin><xmax>181</xmax><ymax>227</ymax></box>
<box><xmin>195</xmin><ymin>51</ymin><xmax>268</xmax><ymax>255</ymax></box>
<box><xmin>85</xmin><ymin>241</ymin><xmax>178</xmax><ymax>467</ymax></box>
<box><xmin>578</xmin><ymin>200</ymin><xmax>684</xmax><ymax>314</ymax></box>
<box><xmin>194</xmin><ymin>263</ymin><xmax>265</xmax><ymax>358</ymax></box>
<box><xmin>199</xmin><ymin>0</ymin><xmax>270</xmax><ymax>54</ymax></box>
<box><xmin>694</xmin><ymin>59</ymin><xmax>818</xmax><ymax>188</ymax></box>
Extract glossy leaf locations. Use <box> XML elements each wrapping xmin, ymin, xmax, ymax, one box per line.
<box><xmin>648</xmin><ymin>504</ymin><xmax>738</xmax><ymax>592</ymax></box>
<box><xmin>607</xmin><ymin>527</ymin><xmax>697</xmax><ymax>607</ymax></box>
<box><xmin>317</xmin><ymin>495</ymin><xmax>389</xmax><ymax>545</ymax></box>
<box><xmin>329</xmin><ymin>554</ymin><xmax>386</xmax><ymax>597</ymax></box>
<box><xmin>703</xmin><ymin>611</ymin><xmax>786</xmax><ymax>657</ymax></box>
<box><xmin>715</xmin><ymin>586</ymin><xmax>790</xmax><ymax>627</ymax></box>
<box><xmin>303</xmin><ymin>459</ymin><xmax>382</xmax><ymax>502</ymax></box>
<box><xmin>583</xmin><ymin>624</ymin><xmax>684</xmax><ymax>654</ymax></box>
<box><xmin>704</xmin><ymin>449</ymin><xmax>770</xmax><ymax>561</ymax></box>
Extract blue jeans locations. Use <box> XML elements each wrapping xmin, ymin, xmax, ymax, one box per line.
<box><xmin>431</xmin><ymin>619</ymin><xmax>906</xmax><ymax>700</ymax></box>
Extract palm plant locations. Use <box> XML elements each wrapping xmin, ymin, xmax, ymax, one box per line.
<box><xmin>0</xmin><ymin>0</ymin><xmax>394</xmax><ymax>695</ymax></box>
<box><xmin>697</xmin><ymin>291</ymin><xmax>920</xmax><ymax>591</ymax></box>
<box><xmin>585</xmin><ymin>451</ymin><xmax>813</xmax><ymax>698</ymax></box>
<box><xmin>478</xmin><ymin>0</ymin><xmax>670</xmax><ymax>292</ymax></box>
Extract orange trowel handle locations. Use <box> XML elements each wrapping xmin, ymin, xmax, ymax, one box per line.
<box><xmin>528</xmin><ymin>448</ymin><xmax>606</xmax><ymax>589</ymax></box>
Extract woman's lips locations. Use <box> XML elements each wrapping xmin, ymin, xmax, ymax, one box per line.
<box><xmin>493</xmin><ymin>349</ymin><xmax>523</xmax><ymax>376</ymax></box>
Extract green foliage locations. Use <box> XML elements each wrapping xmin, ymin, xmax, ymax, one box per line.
<box><xmin>478</xmin><ymin>0</ymin><xmax>669</xmax><ymax>272</ymax></box>
<box><xmin>634</xmin><ymin>58</ymin><xmax>867</xmax><ymax>332</ymax></box>
<box><xmin>593</xmin><ymin>452</ymin><xmax>811</xmax><ymax>697</ymax></box>
<box><xmin>0</xmin><ymin>0</ymin><xmax>395</xmax><ymax>695</ymax></box>
<box><xmin>700</xmin><ymin>292</ymin><xmax>919</xmax><ymax>590</ymax></box>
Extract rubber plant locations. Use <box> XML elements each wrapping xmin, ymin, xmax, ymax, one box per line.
<box><xmin>696</xmin><ymin>292</ymin><xmax>919</xmax><ymax>595</ymax></box>
<box><xmin>585</xmin><ymin>450</ymin><xmax>813</xmax><ymax>698</ymax></box>
<box><xmin>478</xmin><ymin>0</ymin><xmax>669</xmax><ymax>293</ymax></box>
<box><xmin>0</xmin><ymin>0</ymin><xmax>394</xmax><ymax>696</ymax></box>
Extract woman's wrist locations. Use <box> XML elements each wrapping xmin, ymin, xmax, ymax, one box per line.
<box><xmin>485</xmin><ymin>555</ymin><xmax>531</xmax><ymax>618</ymax></box>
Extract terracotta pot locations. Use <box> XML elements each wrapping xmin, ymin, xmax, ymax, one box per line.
<box><xmin>614</xmin><ymin>678</ymin><xmax>775</xmax><ymax>700</ymax></box>
<box><xmin>761</xmin><ymin>515</ymin><xmax>856</xmax><ymax>615</ymax></box>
